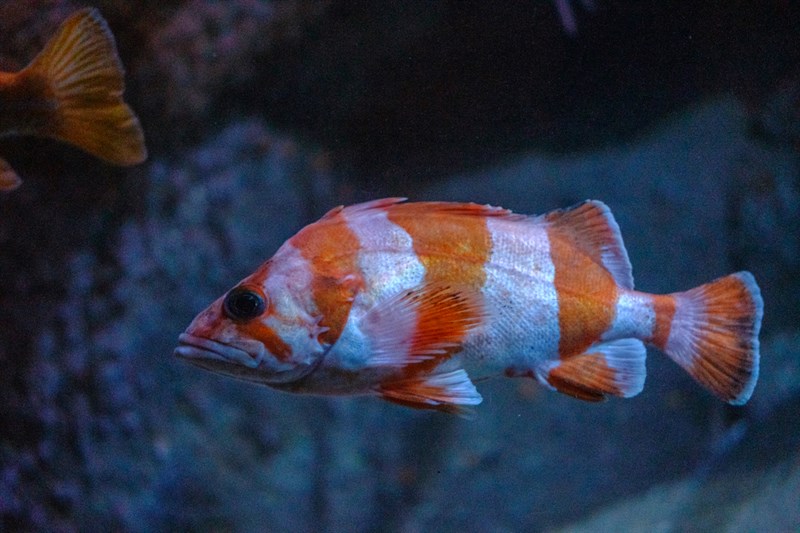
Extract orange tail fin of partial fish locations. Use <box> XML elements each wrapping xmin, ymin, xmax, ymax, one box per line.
<box><xmin>0</xmin><ymin>157</ymin><xmax>22</xmax><ymax>191</ymax></box>
<box><xmin>24</xmin><ymin>8</ymin><xmax>147</xmax><ymax>165</ymax></box>
<box><xmin>652</xmin><ymin>272</ymin><xmax>763</xmax><ymax>405</ymax></box>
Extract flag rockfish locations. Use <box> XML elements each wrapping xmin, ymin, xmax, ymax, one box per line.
<box><xmin>176</xmin><ymin>198</ymin><xmax>763</xmax><ymax>414</ymax></box>
<box><xmin>0</xmin><ymin>8</ymin><xmax>146</xmax><ymax>191</ymax></box>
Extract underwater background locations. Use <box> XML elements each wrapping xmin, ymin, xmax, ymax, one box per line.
<box><xmin>1</xmin><ymin>1</ymin><xmax>799</xmax><ymax>531</ymax></box>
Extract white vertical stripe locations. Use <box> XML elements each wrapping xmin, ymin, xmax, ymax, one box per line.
<box><xmin>470</xmin><ymin>217</ymin><xmax>560</xmax><ymax>370</ymax></box>
<box><xmin>343</xmin><ymin>208</ymin><xmax>426</xmax><ymax>308</ymax></box>
<box><xmin>324</xmin><ymin>208</ymin><xmax>426</xmax><ymax>369</ymax></box>
<box><xmin>602</xmin><ymin>291</ymin><xmax>656</xmax><ymax>341</ymax></box>
<box><xmin>264</xmin><ymin>241</ymin><xmax>316</xmax><ymax>320</ymax></box>
<box><xmin>261</xmin><ymin>241</ymin><xmax>326</xmax><ymax>361</ymax></box>
<box><xmin>665</xmin><ymin>292</ymin><xmax>701</xmax><ymax>368</ymax></box>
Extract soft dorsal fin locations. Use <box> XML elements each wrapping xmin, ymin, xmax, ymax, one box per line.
<box><xmin>544</xmin><ymin>200</ymin><xmax>634</xmax><ymax>289</ymax></box>
<box><xmin>360</xmin><ymin>283</ymin><xmax>483</xmax><ymax>368</ymax></box>
<box><xmin>377</xmin><ymin>367</ymin><xmax>483</xmax><ymax>415</ymax></box>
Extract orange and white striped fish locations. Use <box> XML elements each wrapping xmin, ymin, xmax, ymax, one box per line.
<box><xmin>0</xmin><ymin>8</ymin><xmax>146</xmax><ymax>191</ymax></box>
<box><xmin>175</xmin><ymin>198</ymin><xmax>763</xmax><ymax>414</ymax></box>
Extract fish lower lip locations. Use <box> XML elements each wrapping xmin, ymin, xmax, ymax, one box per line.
<box><xmin>175</xmin><ymin>333</ymin><xmax>260</xmax><ymax>368</ymax></box>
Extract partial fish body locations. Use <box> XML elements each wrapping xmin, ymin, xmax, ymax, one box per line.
<box><xmin>176</xmin><ymin>199</ymin><xmax>763</xmax><ymax>414</ymax></box>
<box><xmin>0</xmin><ymin>8</ymin><xmax>146</xmax><ymax>191</ymax></box>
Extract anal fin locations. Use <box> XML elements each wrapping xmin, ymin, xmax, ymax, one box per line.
<box><xmin>543</xmin><ymin>339</ymin><xmax>646</xmax><ymax>402</ymax></box>
<box><xmin>377</xmin><ymin>368</ymin><xmax>482</xmax><ymax>415</ymax></box>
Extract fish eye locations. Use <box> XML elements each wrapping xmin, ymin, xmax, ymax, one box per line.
<box><xmin>223</xmin><ymin>286</ymin><xmax>267</xmax><ymax>321</ymax></box>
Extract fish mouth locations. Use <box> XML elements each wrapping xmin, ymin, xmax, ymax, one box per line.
<box><xmin>174</xmin><ymin>333</ymin><xmax>262</xmax><ymax>369</ymax></box>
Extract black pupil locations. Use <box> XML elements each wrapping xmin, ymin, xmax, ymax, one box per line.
<box><xmin>224</xmin><ymin>288</ymin><xmax>266</xmax><ymax>320</ymax></box>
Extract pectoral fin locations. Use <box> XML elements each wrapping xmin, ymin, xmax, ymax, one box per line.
<box><xmin>360</xmin><ymin>282</ymin><xmax>483</xmax><ymax>368</ymax></box>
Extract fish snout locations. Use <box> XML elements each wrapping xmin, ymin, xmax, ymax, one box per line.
<box><xmin>175</xmin><ymin>333</ymin><xmax>263</xmax><ymax>369</ymax></box>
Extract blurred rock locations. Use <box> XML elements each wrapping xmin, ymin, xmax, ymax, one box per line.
<box><xmin>425</xmin><ymin>98</ymin><xmax>748</xmax><ymax>292</ymax></box>
<box><xmin>747</xmin><ymin>332</ymin><xmax>800</xmax><ymax>420</ymax></box>
<box><xmin>131</xmin><ymin>0</ymin><xmax>330</xmax><ymax>151</ymax></box>
<box><xmin>555</xmin><ymin>386</ymin><xmax>800</xmax><ymax>533</ymax></box>
<box><xmin>0</xmin><ymin>1</ymin><xmax>78</xmax><ymax>70</ymax></box>
<box><xmin>0</xmin><ymin>119</ymin><xmax>330</xmax><ymax>530</ymax></box>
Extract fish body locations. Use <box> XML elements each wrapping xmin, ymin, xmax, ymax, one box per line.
<box><xmin>0</xmin><ymin>8</ymin><xmax>146</xmax><ymax>191</ymax></box>
<box><xmin>176</xmin><ymin>199</ymin><xmax>763</xmax><ymax>414</ymax></box>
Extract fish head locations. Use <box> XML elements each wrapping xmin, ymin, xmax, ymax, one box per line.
<box><xmin>174</xmin><ymin>259</ymin><xmax>328</xmax><ymax>386</ymax></box>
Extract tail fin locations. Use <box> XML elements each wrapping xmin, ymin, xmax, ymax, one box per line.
<box><xmin>24</xmin><ymin>8</ymin><xmax>147</xmax><ymax>165</ymax></box>
<box><xmin>653</xmin><ymin>272</ymin><xmax>763</xmax><ymax>405</ymax></box>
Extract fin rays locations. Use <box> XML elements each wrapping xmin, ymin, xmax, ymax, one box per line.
<box><xmin>378</xmin><ymin>367</ymin><xmax>482</xmax><ymax>415</ymax></box>
<box><xmin>545</xmin><ymin>200</ymin><xmax>634</xmax><ymax>289</ymax></box>
<box><xmin>361</xmin><ymin>283</ymin><xmax>483</xmax><ymax>368</ymax></box>
<box><xmin>657</xmin><ymin>272</ymin><xmax>762</xmax><ymax>405</ymax></box>
<box><xmin>542</xmin><ymin>338</ymin><xmax>647</xmax><ymax>401</ymax></box>
<box><xmin>25</xmin><ymin>7</ymin><xmax>147</xmax><ymax>166</ymax></box>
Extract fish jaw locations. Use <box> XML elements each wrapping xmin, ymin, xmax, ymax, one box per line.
<box><xmin>174</xmin><ymin>331</ymin><xmax>323</xmax><ymax>386</ymax></box>
<box><xmin>175</xmin><ymin>333</ymin><xmax>263</xmax><ymax>369</ymax></box>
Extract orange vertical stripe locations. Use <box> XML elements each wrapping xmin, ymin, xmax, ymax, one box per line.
<box><xmin>547</xmin><ymin>226</ymin><xmax>618</xmax><ymax>358</ymax></box>
<box><xmin>289</xmin><ymin>212</ymin><xmax>363</xmax><ymax>345</ymax></box>
<box><xmin>650</xmin><ymin>294</ymin><xmax>676</xmax><ymax>350</ymax></box>
<box><xmin>386</xmin><ymin>202</ymin><xmax>492</xmax><ymax>289</ymax></box>
<box><xmin>236</xmin><ymin>321</ymin><xmax>293</xmax><ymax>362</ymax></box>
<box><xmin>386</xmin><ymin>202</ymin><xmax>492</xmax><ymax>373</ymax></box>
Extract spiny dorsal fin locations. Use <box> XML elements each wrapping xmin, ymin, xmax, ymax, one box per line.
<box><xmin>319</xmin><ymin>198</ymin><xmax>408</xmax><ymax>221</ymax></box>
<box><xmin>360</xmin><ymin>283</ymin><xmax>483</xmax><ymax>368</ymax></box>
<box><xmin>544</xmin><ymin>200</ymin><xmax>634</xmax><ymax>289</ymax></box>
<box><xmin>25</xmin><ymin>8</ymin><xmax>147</xmax><ymax>166</ymax></box>
<box><xmin>332</xmin><ymin>198</ymin><xmax>523</xmax><ymax>223</ymax></box>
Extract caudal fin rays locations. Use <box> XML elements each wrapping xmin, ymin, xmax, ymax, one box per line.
<box><xmin>654</xmin><ymin>272</ymin><xmax>762</xmax><ymax>405</ymax></box>
<box><xmin>24</xmin><ymin>8</ymin><xmax>147</xmax><ymax>166</ymax></box>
